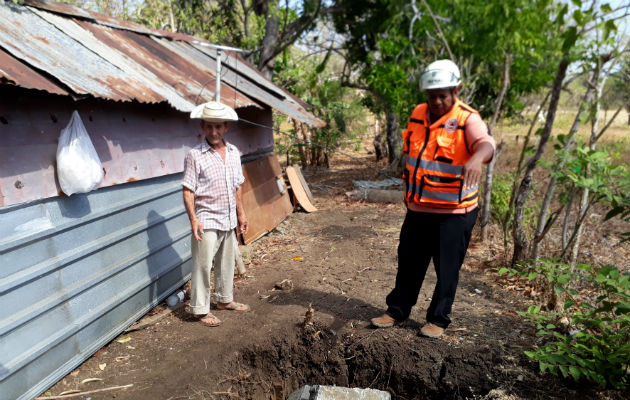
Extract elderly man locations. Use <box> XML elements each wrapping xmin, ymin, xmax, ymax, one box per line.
<box><xmin>371</xmin><ymin>60</ymin><xmax>495</xmax><ymax>337</ymax></box>
<box><xmin>182</xmin><ymin>101</ymin><xmax>250</xmax><ymax>327</ymax></box>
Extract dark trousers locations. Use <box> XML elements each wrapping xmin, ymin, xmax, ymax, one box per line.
<box><xmin>385</xmin><ymin>208</ymin><xmax>478</xmax><ymax>328</ymax></box>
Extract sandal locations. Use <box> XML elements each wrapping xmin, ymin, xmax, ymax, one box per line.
<box><xmin>199</xmin><ymin>313</ymin><xmax>222</xmax><ymax>327</ymax></box>
<box><xmin>216</xmin><ymin>301</ymin><xmax>250</xmax><ymax>312</ymax></box>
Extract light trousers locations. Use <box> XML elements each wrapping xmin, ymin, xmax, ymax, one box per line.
<box><xmin>188</xmin><ymin>229</ymin><xmax>236</xmax><ymax>315</ymax></box>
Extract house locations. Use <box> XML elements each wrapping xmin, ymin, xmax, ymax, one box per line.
<box><xmin>0</xmin><ymin>1</ymin><xmax>323</xmax><ymax>398</ymax></box>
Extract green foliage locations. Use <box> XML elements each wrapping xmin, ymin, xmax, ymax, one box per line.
<box><xmin>443</xmin><ymin>0</ymin><xmax>563</xmax><ymax>117</ymax></box>
<box><xmin>543</xmin><ymin>140</ymin><xmax>629</xmax><ymax>213</ymax></box>
<box><xmin>601</xmin><ymin>51</ymin><xmax>630</xmax><ymax>111</ymax></box>
<box><xmin>604</xmin><ymin>169</ymin><xmax>630</xmax><ymax>243</ymax></box>
<box><xmin>490</xmin><ymin>173</ymin><xmax>513</xmax><ymax>226</ymax></box>
<box><xmin>499</xmin><ymin>261</ymin><xmax>630</xmax><ymax>389</ymax></box>
<box><xmin>490</xmin><ymin>172</ymin><xmax>536</xmax><ymax>247</ymax></box>
<box><xmin>331</xmin><ymin>0</ymin><xmax>563</xmax><ymax>130</ymax></box>
<box><xmin>273</xmin><ymin>47</ymin><xmax>369</xmax><ymax>166</ymax></box>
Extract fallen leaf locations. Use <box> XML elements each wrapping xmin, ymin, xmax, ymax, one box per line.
<box><xmin>81</xmin><ymin>378</ymin><xmax>103</xmax><ymax>384</ymax></box>
<box><xmin>98</xmin><ymin>363</ymin><xmax>106</xmax><ymax>371</ymax></box>
<box><xmin>291</xmin><ymin>256</ymin><xmax>303</xmax><ymax>261</ymax></box>
<box><xmin>127</xmin><ymin>345</ymin><xmax>135</xmax><ymax>350</ymax></box>
<box><xmin>116</xmin><ymin>336</ymin><xmax>131</xmax><ymax>343</ymax></box>
<box><xmin>115</xmin><ymin>356</ymin><xmax>130</xmax><ymax>362</ymax></box>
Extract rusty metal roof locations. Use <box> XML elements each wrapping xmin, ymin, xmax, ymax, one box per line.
<box><xmin>0</xmin><ymin>0</ymin><xmax>324</xmax><ymax>127</ymax></box>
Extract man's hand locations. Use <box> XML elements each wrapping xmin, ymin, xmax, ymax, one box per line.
<box><xmin>462</xmin><ymin>156</ymin><xmax>483</xmax><ymax>189</ymax></box>
<box><xmin>191</xmin><ymin>218</ymin><xmax>204</xmax><ymax>241</ymax></box>
<box><xmin>462</xmin><ymin>142</ymin><xmax>494</xmax><ymax>189</ymax></box>
<box><xmin>238</xmin><ymin>214</ymin><xmax>249</xmax><ymax>235</ymax></box>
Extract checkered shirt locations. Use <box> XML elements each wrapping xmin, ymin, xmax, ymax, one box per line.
<box><xmin>182</xmin><ymin>140</ymin><xmax>245</xmax><ymax>231</ymax></box>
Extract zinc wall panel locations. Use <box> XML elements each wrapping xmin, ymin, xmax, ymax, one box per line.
<box><xmin>0</xmin><ymin>174</ymin><xmax>192</xmax><ymax>400</ymax></box>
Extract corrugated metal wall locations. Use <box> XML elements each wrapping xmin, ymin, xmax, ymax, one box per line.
<box><xmin>0</xmin><ymin>173</ymin><xmax>191</xmax><ymax>400</ymax></box>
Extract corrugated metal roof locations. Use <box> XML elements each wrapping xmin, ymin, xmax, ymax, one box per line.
<box><xmin>0</xmin><ymin>47</ymin><xmax>69</xmax><ymax>95</ymax></box>
<box><xmin>0</xmin><ymin>0</ymin><xmax>324</xmax><ymax>127</ymax></box>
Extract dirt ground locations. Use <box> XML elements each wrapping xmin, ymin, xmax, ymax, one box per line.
<box><xmin>44</xmin><ymin>148</ymin><xmax>629</xmax><ymax>400</ymax></box>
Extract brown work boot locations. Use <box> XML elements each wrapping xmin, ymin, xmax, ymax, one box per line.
<box><xmin>420</xmin><ymin>323</ymin><xmax>445</xmax><ymax>338</ymax></box>
<box><xmin>370</xmin><ymin>313</ymin><xmax>399</xmax><ymax>328</ymax></box>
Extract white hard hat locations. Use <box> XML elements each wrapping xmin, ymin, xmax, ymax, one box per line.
<box><xmin>190</xmin><ymin>101</ymin><xmax>238</xmax><ymax>122</ymax></box>
<box><xmin>420</xmin><ymin>59</ymin><xmax>461</xmax><ymax>91</ymax></box>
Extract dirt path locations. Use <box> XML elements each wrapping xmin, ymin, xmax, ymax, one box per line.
<box><xmin>45</xmin><ymin>156</ymin><xmax>626</xmax><ymax>400</ymax></box>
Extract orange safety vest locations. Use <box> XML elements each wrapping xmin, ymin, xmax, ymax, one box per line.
<box><xmin>402</xmin><ymin>98</ymin><xmax>479</xmax><ymax>209</ymax></box>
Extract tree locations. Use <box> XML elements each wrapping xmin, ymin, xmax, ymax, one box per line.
<box><xmin>135</xmin><ymin>0</ymin><xmax>323</xmax><ymax>78</ymax></box>
<box><xmin>511</xmin><ymin>0</ymin><xmax>630</xmax><ymax>266</ymax></box>
<box><xmin>273</xmin><ymin>41</ymin><xmax>370</xmax><ymax>167</ymax></box>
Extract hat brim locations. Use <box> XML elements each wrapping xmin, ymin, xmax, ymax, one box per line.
<box><xmin>189</xmin><ymin>102</ymin><xmax>238</xmax><ymax>122</ymax></box>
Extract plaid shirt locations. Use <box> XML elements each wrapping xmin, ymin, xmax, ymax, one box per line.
<box><xmin>182</xmin><ymin>140</ymin><xmax>245</xmax><ymax>231</ymax></box>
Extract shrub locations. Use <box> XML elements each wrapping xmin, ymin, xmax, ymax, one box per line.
<box><xmin>500</xmin><ymin>261</ymin><xmax>630</xmax><ymax>389</ymax></box>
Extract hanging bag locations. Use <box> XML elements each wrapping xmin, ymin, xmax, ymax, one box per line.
<box><xmin>56</xmin><ymin>111</ymin><xmax>104</xmax><ymax>195</ymax></box>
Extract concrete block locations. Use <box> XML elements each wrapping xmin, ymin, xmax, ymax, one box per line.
<box><xmin>287</xmin><ymin>385</ymin><xmax>391</xmax><ymax>400</ymax></box>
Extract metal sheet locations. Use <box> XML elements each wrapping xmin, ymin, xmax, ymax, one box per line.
<box><xmin>188</xmin><ymin>42</ymin><xmax>325</xmax><ymax>127</ymax></box>
<box><xmin>0</xmin><ymin>3</ymin><xmax>138</xmax><ymax>100</ymax></box>
<box><xmin>240</xmin><ymin>154</ymin><xmax>293</xmax><ymax>244</ymax></box>
<box><xmin>74</xmin><ymin>22</ymin><xmax>255</xmax><ymax>110</ymax></box>
<box><xmin>0</xmin><ymin>174</ymin><xmax>192</xmax><ymax>400</ymax></box>
<box><xmin>0</xmin><ymin>94</ymin><xmax>274</xmax><ymax>207</ymax></box>
<box><xmin>0</xmin><ymin>47</ymin><xmax>68</xmax><ymax>95</ymax></box>
<box><xmin>29</xmin><ymin>6</ymin><xmax>195</xmax><ymax>112</ymax></box>
<box><xmin>0</xmin><ymin>1</ymin><xmax>324</xmax><ymax>127</ymax></box>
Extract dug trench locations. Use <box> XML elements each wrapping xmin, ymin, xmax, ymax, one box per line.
<box><xmin>229</xmin><ymin>320</ymin><xmax>502</xmax><ymax>400</ymax></box>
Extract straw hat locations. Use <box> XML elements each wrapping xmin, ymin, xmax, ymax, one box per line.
<box><xmin>190</xmin><ymin>101</ymin><xmax>238</xmax><ymax>122</ymax></box>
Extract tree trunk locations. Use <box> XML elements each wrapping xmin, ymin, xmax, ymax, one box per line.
<box><xmin>292</xmin><ymin>120</ymin><xmax>309</xmax><ymax>168</ymax></box>
<box><xmin>567</xmin><ymin>70</ymin><xmax>607</xmax><ymax>267</ymax></box>
<box><xmin>385</xmin><ymin>105</ymin><xmax>402</xmax><ymax>172</ymax></box>
<box><xmin>561</xmin><ymin>187</ymin><xmax>576</xmax><ymax>249</ymax></box>
<box><xmin>480</xmin><ymin>54</ymin><xmax>511</xmax><ymax>241</ymax></box>
<box><xmin>480</xmin><ymin>142</ymin><xmax>504</xmax><ymax>240</ymax></box>
<box><xmin>373</xmin><ymin>119</ymin><xmax>386</xmax><ymax>161</ymax></box>
<box><xmin>258</xmin><ymin>9</ymin><xmax>279</xmax><ymax>79</ymax></box>
<box><xmin>512</xmin><ymin>57</ymin><xmax>569</xmax><ymax>267</ymax></box>
<box><xmin>501</xmin><ymin>91</ymin><xmax>550</xmax><ymax>248</ymax></box>
<box><xmin>530</xmin><ymin>81</ymin><xmax>595</xmax><ymax>261</ymax></box>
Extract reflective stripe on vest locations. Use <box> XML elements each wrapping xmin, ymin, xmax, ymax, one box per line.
<box><xmin>405</xmin><ymin>157</ymin><xmax>464</xmax><ymax>175</ymax></box>
<box><xmin>402</xmin><ymin>98</ymin><xmax>479</xmax><ymax>209</ymax></box>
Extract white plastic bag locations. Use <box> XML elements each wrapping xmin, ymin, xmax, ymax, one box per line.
<box><xmin>56</xmin><ymin>111</ymin><xmax>104</xmax><ymax>195</ymax></box>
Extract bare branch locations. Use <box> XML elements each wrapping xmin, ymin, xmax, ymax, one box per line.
<box><xmin>596</xmin><ymin>106</ymin><xmax>623</xmax><ymax>141</ymax></box>
<box><xmin>420</xmin><ymin>0</ymin><xmax>454</xmax><ymax>61</ymax></box>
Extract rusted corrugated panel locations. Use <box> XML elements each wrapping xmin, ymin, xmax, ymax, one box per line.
<box><xmin>74</xmin><ymin>21</ymin><xmax>256</xmax><ymax>110</ymax></box>
<box><xmin>28</xmin><ymin>6</ymin><xmax>196</xmax><ymax>112</ymax></box>
<box><xmin>0</xmin><ymin>47</ymin><xmax>68</xmax><ymax>95</ymax></box>
<box><xmin>0</xmin><ymin>3</ymin><xmax>146</xmax><ymax>101</ymax></box>
<box><xmin>25</xmin><ymin>0</ymin><xmax>164</xmax><ymax>37</ymax></box>
<box><xmin>162</xmin><ymin>40</ymin><xmax>325</xmax><ymax>127</ymax></box>
<box><xmin>0</xmin><ymin>1</ymin><xmax>323</xmax><ymax>126</ymax></box>
<box><xmin>240</xmin><ymin>154</ymin><xmax>294</xmax><ymax>244</ymax></box>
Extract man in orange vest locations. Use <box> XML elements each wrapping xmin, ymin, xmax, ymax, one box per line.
<box><xmin>371</xmin><ymin>60</ymin><xmax>496</xmax><ymax>337</ymax></box>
